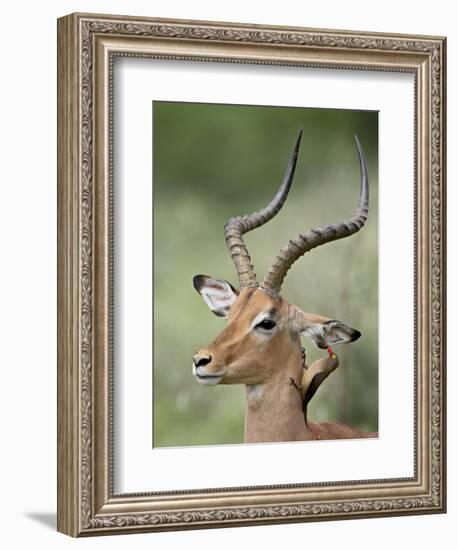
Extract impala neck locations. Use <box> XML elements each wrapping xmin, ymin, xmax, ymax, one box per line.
<box><xmin>244</xmin><ymin>346</ymin><xmax>312</xmax><ymax>443</ymax></box>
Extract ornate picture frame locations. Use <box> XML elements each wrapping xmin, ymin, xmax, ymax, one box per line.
<box><xmin>57</xmin><ymin>12</ymin><xmax>446</xmax><ymax>536</ymax></box>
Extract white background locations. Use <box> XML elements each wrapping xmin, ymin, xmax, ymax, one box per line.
<box><xmin>0</xmin><ymin>1</ymin><xmax>454</xmax><ymax>548</ymax></box>
<box><xmin>116</xmin><ymin>60</ymin><xmax>414</xmax><ymax>492</ymax></box>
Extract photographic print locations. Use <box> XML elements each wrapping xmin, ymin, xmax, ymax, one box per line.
<box><xmin>153</xmin><ymin>102</ymin><xmax>378</xmax><ymax>447</ymax></box>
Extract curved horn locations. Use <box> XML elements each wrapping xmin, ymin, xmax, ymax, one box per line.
<box><xmin>224</xmin><ymin>130</ymin><xmax>303</xmax><ymax>288</ymax></box>
<box><xmin>261</xmin><ymin>135</ymin><xmax>369</xmax><ymax>293</ymax></box>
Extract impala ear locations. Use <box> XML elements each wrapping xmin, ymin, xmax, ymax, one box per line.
<box><xmin>193</xmin><ymin>275</ymin><xmax>239</xmax><ymax>318</ymax></box>
<box><xmin>296</xmin><ymin>311</ymin><xmax>361</xmax><ymax>349</ymax></box>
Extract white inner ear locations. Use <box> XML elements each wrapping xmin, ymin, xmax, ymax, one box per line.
<box><xmin>301</xmin><ymin>320</ymin><xmax>355</xmax><ymax>348</ymax></box>
<box><xmin>301</xmin><ymin>324</ymin><xmax>326</xmax><ymax>345</ymax></box>
<box><xmin>199</xmin><ymin>278</ymin><xmax>238</xmax><ymax>318</ymax></box>
<box><xmin>323</xmin><ymin>321</ymin><xmax>355</xmax><ymax>346</ymax></box>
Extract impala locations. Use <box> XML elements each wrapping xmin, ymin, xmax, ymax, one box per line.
<box><xmin>192</xmin><ymin>130</ymin><xmax>377</xmax><ymax>443</ymax></box>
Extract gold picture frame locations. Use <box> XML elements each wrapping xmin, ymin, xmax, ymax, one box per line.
<box><xmin>57</xmin><ymin>12</ymin><xmax>446</xmax><ymax>536</ymax></box>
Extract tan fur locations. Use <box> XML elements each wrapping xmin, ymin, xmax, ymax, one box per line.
<box><xmin>194</xmin><ymin>287</ymin><xmax>377</xmax><ymax>443</ymax></box>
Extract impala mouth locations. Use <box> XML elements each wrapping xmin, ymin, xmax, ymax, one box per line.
<box><xmin>192</xmin><ymin>364</ymin><xmax>225</xmax><ymax>386</ymax></box>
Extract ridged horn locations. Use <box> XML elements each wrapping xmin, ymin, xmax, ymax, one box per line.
<box><xmin>261</xmin><ymin>135</ymin><xmax>369</xmax><ymax>293</ymax></box>
<box><xmin>224</xmin><ymin>130</ymin><xmax>303</xmax><ymax>288</ymax></box>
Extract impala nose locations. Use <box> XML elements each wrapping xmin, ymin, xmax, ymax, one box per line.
<box><xmin>193</xmin><ymin>354</ymin><xmax>212</xmax><ymax>367</ymax></box>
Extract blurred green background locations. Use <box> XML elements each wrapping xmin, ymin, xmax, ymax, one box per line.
<box><xmin>153</xmin><ymin>101</ymin><xmax>378</xmax><ymax>447</ymax></box>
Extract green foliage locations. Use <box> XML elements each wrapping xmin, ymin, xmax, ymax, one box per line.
<box><xmin>153</xmin><ymin>101</ymin><xmax>378</xmax><ymax>447</ymax></box>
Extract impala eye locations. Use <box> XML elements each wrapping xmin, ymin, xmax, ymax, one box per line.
<box><xmin>255</xmin><ymin>319</ymin><xmax>276</xmax><ymax>331</ymax></box>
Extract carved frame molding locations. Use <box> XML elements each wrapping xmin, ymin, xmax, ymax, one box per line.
<box><xmin>57</xmin><ymin>13</ymin><xmax>446</xmax><ymax>536</ymax></box>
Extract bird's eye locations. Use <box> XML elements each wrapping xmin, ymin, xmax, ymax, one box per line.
<box><xmin>255</xmin><ymin>319</ymin><xmax>276</xmax><ymax>330</ymax></box>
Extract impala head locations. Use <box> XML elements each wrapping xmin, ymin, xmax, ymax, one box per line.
<box><xmin>192</xmin><ymin>130</ymin><xmax>368</xmax><ymax>387</ymax></box>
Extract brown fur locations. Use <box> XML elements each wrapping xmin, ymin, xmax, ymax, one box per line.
<box><xmin>194</xmin><ymin>287</ymin><xmax>377</xmax><ymax>443</ymax></box>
